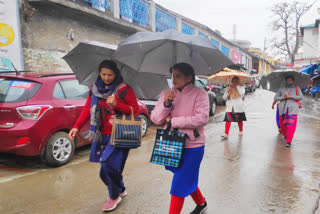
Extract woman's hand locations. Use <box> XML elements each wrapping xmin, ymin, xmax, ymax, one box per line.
<box><xmin>284</xmin><ymin>94</ymin><xmax>292</xmax><ymax>99</ymax></box>
<box><xmin>166</xmin><ymin>115</ymin><xmax>172</xmax><ymax>123</ymax></box>
<box><xmin>227</xmin><ymin>88</ymin><xmax>232</xmax><ymax>95</ymax></box>
<box><xmin>165</xmin><ymin>90</ymin><xmax>175</xmax><ymax>106</ymax></box>
<box><xmin>107</xmin><ymin>96</ymin><xmax>117</xmax><ymax>107</ymax></box>
<box><xmin>69</xmin><ymin>128</ymin><xmax>78</xmax><ymax>140</ymax></box>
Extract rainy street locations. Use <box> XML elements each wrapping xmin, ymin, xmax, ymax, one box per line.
<box><xmin>0</xmin><ymin>89</ymin><xmax>320</xmax><ymax>214</ymax></box>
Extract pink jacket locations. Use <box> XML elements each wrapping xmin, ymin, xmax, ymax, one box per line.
<box><xmin>151</xmin><ymin>84</ymin><xmax>209</xmax><ymax>148</ymax></box>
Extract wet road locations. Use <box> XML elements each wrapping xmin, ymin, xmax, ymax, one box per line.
<box><xmin>0</xmin><ymin>89</ymin><xmax>320</xmax><ymax>214</ymax></box>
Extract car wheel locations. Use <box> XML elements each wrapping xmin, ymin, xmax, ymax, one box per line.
<box><xmin>209</xmin><ymin>100</ymin><xmax>217</xmax><ymax>116</ymax></box>
<box><xmin>44</xmin><ymin>132</ymin><xmax>75</xmax><ymax>167</ymax></box>
<box><xmin>138</xmin><ymin>115</ymin><xmax>148</xmax><ymax>137</ymax></box>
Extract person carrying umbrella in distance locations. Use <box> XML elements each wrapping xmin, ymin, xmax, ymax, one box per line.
<box><xmin>274</xmin><ymin>75</ymin><xmax>303</xmax><ymax>147</ymax></box>
<box><xmin>68</xmin><ymin>60</ymin><xmax>140</xmax><ymax>212</ymax></box>
<box><xmin>151</xmin><ymin>63</ymin><xmax>209</xmax><ymax>214</ymax></box>
<box><xmin>208</xmin><ymin>69</ymin><xmax>249</xmax><ymax>139</ymax></box>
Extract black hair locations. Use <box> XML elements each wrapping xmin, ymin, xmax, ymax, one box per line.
<box><xmin>170</xmin><ymin>63</ymin><xmax>195</xmax><ymax>84</ymax></box>
<box><xmin>285</xmin><ymin>75</ymin><xmax>295</xmax><ymax>81</ymax></box>
<box><xmin>98</xmin><ymin>60</ymin><xmax>122</xmax><ymax>83</ymax></box>
<box><xmin>232</xmin><ymin>76</ymin><xmax>240</xmax><ymax>81</ymax></box>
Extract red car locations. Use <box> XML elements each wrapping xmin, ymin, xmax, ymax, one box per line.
<box><xmin>0</xmin><ymin>72</ymin><xmax>149</xmax><ymax>167</ymax></box>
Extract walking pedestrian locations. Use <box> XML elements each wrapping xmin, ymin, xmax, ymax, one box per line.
<box><xmin>274</xmin><ymin>75</ymin><xmax>303</xmax><ymax>147</ymax></box>
<box><xmin>151</xmin><ymin>63</ymin><xmax>209</xmax><ymax>214</ymax></box>
<box><xmin>68</xmin><ymin>60</ymin><xmax>140</xmax><ymax>212</ymax></box>
<box><xmin>221</xmin><ymin>76</ymin><xmax>246</xmax><ymax>139</ymax></box>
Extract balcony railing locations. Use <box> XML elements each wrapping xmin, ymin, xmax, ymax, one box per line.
<box><xmin>84</xmin><ymin>0</ymin><xmax>110</xmax><ymax>10</ymax></box>
<box><xmin>119</xmin><ymin>0</ymin><xmax>150</xmax><ymax>27</ymax></box>
<box><xmin>155</xmin><ymin>8</ymin><xmax>176</xmax><ymax>32</ymax></box>
<box><xmin>198</xmin><ymin>31</ymin><xmax>208</xmax><ymax>38</ymax></box>
<box><xmin>181</xmin><ymin>22</ymin><xmax>194</xmax><ymax>35</ymax></box>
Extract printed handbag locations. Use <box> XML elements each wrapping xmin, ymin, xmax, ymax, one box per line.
<box><xmin>295</xmin><ymin>86</ymin><xmax>302</xmax><ymax>109</ymax></box>
<box><xmin>150</xmin><ymin>121</ymin><xmax>188</xmax><ymax>168</ymax></box>
<box><xmin>110</xmin><ymin>107</ymin><xmax>142</xmax><ymax>149</ymax></box>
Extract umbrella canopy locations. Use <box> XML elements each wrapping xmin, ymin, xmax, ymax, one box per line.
<box><xmin>63</xmin><ymin>41</ymin><xmax>117</xmax><ymax>86</ymax></box>
<box><xmin>112</xmin><ymin>29</ymin><xmax>234</xmax><ymax>76</ymax></box>
<box><xmin>63</xmin><ymin>41</ymin><xmax>169</xmax><ymax>100</ymax></box>
<box><xmin>260</xmin><ymin>69</ymin><xmax>312</xmax><ymax>93</ymax></box>
<box><xmin>208</xmin><ymin>68</ymin><xmax>251</xmax><ymax>85</ymax></box>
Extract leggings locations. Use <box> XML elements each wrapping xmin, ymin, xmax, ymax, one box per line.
<box><xmin>225</xmin><ymin>121</ymin><xmax>243</xmax><ymax>135</ymax></box>
<box><xmin>169</xmin><ymin>187</ymin><xmax>205</xmax><ymax>214</ymax></box>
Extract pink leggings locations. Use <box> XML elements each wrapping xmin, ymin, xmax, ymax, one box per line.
<box><xmin>279</xmin><ymin>115</ymin><xmax>297</xmax><ymax>143</ymax></box>
<box><xmin>225</xmin><ymin>122</ymin><xmax>243</xmax><ymax>135</ymax></box>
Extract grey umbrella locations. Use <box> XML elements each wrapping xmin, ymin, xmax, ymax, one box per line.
<box><xmin>63</xmin><ymin>41</ymin><xmax>169</xmax><ymax>100</ymax></box>
<box><xmin>63</xmin><ymin>41</ymin><xmax>117</xmax><ymax>86</ymax></box>
<box><xmin>260</xmin><ymin>69</ymin><xmax>312</xmax><ymax>93</ymax></box>
<box><xmin>112</xmin><ymin>29</ymin><xmax>234</xmax><ymax>76</ymax></box>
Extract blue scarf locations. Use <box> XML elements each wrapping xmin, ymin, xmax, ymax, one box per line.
<box><xmin>88</xmin><ymin>75</ymin><xmax>124</xmax><ymax>142</ymax></box>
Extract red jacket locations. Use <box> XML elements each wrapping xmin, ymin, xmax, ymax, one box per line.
<box><xmin>73</xmin><ymin>83</ymin><xmax>139</xmax><ymax>135</ymax></box>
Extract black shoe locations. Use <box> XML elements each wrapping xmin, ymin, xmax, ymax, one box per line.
<box><xmin>190</xmin><ymin>201</ymin><xmax>208</xmax><ymax>214</ymax></box>
<box><xmin>286</xmin><ymin>143</ymin><xmax>291</xmax><ymax>147</ymax></box>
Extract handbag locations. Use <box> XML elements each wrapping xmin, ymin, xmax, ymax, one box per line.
<box><xmin>150</xmin><ymin>121</ymin><xmax>188</xmax><ymax>168</ymax></box>
<box><xmin>295</xmin><ymin>86</ymin><xmax>302</xmax><ymax>109</ymax></box>
<box><xmin>110</xmin><ymin>107</ymin><xmax>142</xmax><ymax>149</ymax></box>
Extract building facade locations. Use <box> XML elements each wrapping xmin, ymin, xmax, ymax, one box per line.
<box><xmin>12</xmin><ymin>0</ymin><xmax>253</xmax><ymax>74</ymax></box>
<box><xmin>295</xmin><ymin>11</ymin><xmax>320</xmax><ymax>69</ymax></box>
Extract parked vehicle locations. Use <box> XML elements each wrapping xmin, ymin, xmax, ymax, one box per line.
<box><xmin>251</xmin><ymin>75</ymin><xmax>261</xmax><ymax>88</ymax></box>
<box><xmin>245</xmin><ymin>76</ymin><xmax>256</xmax><ymax>93</ymax></box>
<box><xmin>0</xmin><ymin>72</ymin><xmax>149</xmax><ymax>167</ymax></box>
<box><xmin>140</xmin><ymin>77</ymin><xmax>217</xmax><ymax>116</ymax></box>
<box><xmin>195</xmin><ymin>78</ymin><xmax>218</xmax><ymax>116</ymax></box>
<box><xmin>196</xmin><ymin>76</ymin><xmax>225</xmax><ymax>105</ymax></box>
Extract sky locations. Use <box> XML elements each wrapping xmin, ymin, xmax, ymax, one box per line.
<box><xmin>154</xmin><ymin>0</ymin><xmax>320</xmax><ymax>52</ymax></box>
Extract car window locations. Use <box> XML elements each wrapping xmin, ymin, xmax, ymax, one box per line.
<box><xmin>53</xmin><ymin>82</ymin><xmax>66</xmax><ymax>99</ymax></box>
<box><xmin>60</xmin><ymin>80</ymin><xmax>89</xmax><ymax>100</ymax></box>
<box><xmin>199</xmin><ymin>78</ymin><xmax>209</xmax><ymax>86</ymax></box>
<box><xmin>0</xmin><ymin>79</ymin><xmax>41</xmax><ymax>103</ymax></box>
<box><xmin>195</xmin><ymin>80</ymin><xmax>206</xmax><ymax>89</ymax></box>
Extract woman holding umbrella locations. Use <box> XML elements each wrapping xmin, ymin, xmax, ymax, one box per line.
<box><xmin>274</xmin><ymin>75</ymin><xmax>303</xmax><ymax>147</ymax></box>
<box><xmin>209</xmin><ymin>69</ymin><xmax>249</xmax><ymax>139</ymax></box>
<box><xmin>68</xmin><ymin>60</ymin><xmax>140</xmax><ymax>212</ymax></box>
<box><xmin>222</xmin><ymin>76</ymin><xmax>247</xmax><ymax>138</ymax></box>
<box><xmin>151</xmin><ymin>63</ymin><xmax>209</xmax><ymax>214</ymax></box>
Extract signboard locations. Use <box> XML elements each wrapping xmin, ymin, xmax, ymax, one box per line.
<box><xmin>0</xmin><ymin>0</ymin><xmax>24</xmax><ymax>72</ymax></box>
<box><xmin>231</xmin><ymin>48</ymin><xmax>242</xmax><ymax>64</ymax></box>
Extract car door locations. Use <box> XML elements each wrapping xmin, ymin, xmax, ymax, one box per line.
<box><xmin>51</xmin><ymin>78</ymin><xmax>90</xmax><ymax>146</ymax></box>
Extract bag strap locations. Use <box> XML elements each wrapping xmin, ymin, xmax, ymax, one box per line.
<box><xmin>121</xmin><ymin>106</ymin><xmax>134</xmax><ymax>121</ymax></box>
<box><xmin>295</xmin><ymin>85</ymin><xmax>298</xmax><ymax>96</ymax></box>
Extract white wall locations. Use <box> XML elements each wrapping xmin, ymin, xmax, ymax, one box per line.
<box><xmin>303</xmin><ymin>28</ymin><xmax>319</xmax><ymax>58</ymax></box>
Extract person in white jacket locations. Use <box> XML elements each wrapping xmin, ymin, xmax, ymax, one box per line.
<box><xmin>222</xmin><ymin>76</ymin><xmax>246</xmax><ymax>139</ymax></box>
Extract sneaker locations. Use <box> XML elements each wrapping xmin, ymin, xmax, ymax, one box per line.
<box><xmin>190</xmin><ymin>201</ymin><xmax>208</xmax><ymax>214</ymax></box>
<box><xmin>286</xmin><ymin>143</ymin><xmax>291</xmax><ymax>147</ymax></box>
<box><xmin>102</xmin><ymin>197</ymin><xmax>122</xmax><ymax>212</ymax></box>
<box><xmin>239</xmin><ymin>131</ymin><xmax>243</xmax><ymax>136</ymax></box>
<box><xmin>120</xmin><ymin>190</ymin><xmax>127</xmax><ymax>198</ymax></box>
<box><xmin>221</xmin><ymin>134</ymin><xmax>228</xmax><ymax>139</ymax></box>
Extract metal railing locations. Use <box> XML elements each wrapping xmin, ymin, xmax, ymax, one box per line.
<box><xmin>155</xmin><ymin>8</ymin><xmax>176</xmax><ymax>32</ymax></box>
<box><xmin>119</xmin><ymin>0</ymin><xmax>150</xmax><ymax>27</ymax></box>
<box><xmin>84</xmin><ymin>0</ymin><xmax>110</xmax><ymax>10</ymax></box>
<box><xmin>210</xmin><ymin>38</ymin><xmax>219</xmax><ymax>48</ymax></box>
<box><xmin>221</xmin><ymin>45</ymin><xmax>230</xmax><ymax>57</ymax></box>
<box><xmin>181</xmin><ymin>22</ymin><xmax>194</xmax><ymax>35</ymax></box>
<box><xmin>198</xmin><ymin>31</ymin><xmax>208</xmax><ymax>38</ymax></box>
